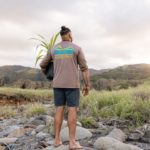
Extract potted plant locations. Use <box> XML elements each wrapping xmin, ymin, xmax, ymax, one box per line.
<box><xmin>33</xmin><ymin>33</ymin><xmax>59</xmax><ymax>80</ymax></box>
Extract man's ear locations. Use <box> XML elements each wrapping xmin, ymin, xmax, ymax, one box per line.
<box><xmin>68</xmin><ymin>33</ymin><xmax>73</xmax><ymax>42</ymax></box>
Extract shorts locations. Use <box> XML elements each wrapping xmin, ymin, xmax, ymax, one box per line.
<box><xmin>53</xmin><ymin>88</ymin><xmax>80</xmax><ymax>107</ymax></box>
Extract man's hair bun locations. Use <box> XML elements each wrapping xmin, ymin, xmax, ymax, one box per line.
<box><xmin>60</xmin><ymin>26</ymin><xmax>71</xmax><ymax>36</ymax></box>
<box><xmin>61</xmin><ymin>26</ymin><xmax>67</xmax><ymax>30</ymax></box>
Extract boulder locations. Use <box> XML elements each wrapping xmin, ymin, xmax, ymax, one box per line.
<box><xmin>7</xmin><ymin>127</ymin><xmax>32</xmax><ymax>138</ymax></box>
<box><xmin>94</xmin><ymin>137</ymin><xmax>142</xmax><ymax>150</ymax></box>
<box><xmin>60</xmin><ymin>126</ymin><xmax>92</xmax><ymax>142</ymax></box>
<box><xmin>0</xmin><ymin>138</ymin><xmax>17</xmax><ymax>144</ymax></box>
<box><xmin>107</xmin><ymin>128</ymin><xmax>126</xmax><ymax>142</ymax></box>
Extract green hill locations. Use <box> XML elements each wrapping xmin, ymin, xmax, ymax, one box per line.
<box><xmin>90</xmin><ymin>64</ymin><xmax>150</xmax><ymax>90</ymax></box>
<box><xmin>0</xmin><ymin>64</ymin><xmax>150</xmax><ymax>90</ymax></box>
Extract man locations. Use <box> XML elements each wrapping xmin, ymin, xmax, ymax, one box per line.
<box><xmin>40</xmin><ymin>26</ymin><xmax>90</xmax><ymax>149</ymax></box>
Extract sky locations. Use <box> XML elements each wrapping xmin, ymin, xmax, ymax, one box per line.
<box><xmin>0</xmin><ymin>0</ymin><xmax>150</xmax><ymax>69</ymax></box>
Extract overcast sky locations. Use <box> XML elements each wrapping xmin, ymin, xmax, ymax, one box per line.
<box><xmin>0</xmin><ymin>0</ymin><xmax>150</xmax><ymax>69</ymax></box>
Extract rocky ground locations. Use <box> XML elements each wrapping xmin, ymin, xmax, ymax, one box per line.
<box><xmin>0</xmin><ymin>102</ymin><xmax>150</xmax><ymax>150</ymax></box>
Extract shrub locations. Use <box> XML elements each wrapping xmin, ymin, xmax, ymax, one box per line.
<box><xmin>80</xmin><ymin>117</ymin><xmax>97</xmax><ymax>128</ymax></box>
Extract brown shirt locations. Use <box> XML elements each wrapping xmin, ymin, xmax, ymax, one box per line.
<box><xmin>40</xmin><ymin>41</ymin><xmax>88</xmax><ymax>88</ymax></box>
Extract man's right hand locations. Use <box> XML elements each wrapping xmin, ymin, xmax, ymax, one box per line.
<box><xmin>82</xmin><ymin>85</ymin><xmax>90</xmax><ymax>96</ymax></box>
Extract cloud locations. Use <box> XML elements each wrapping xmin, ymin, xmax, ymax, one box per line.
<box><xmin>0</xmin><ymin>0</ymin><xmax>150</xmax><ymax>69</ymax></box>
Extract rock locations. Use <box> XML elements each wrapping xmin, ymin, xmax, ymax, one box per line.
<box><xmin>94</xmin><ymin>137</ymin><xmax>142</xmax><ymax>150</ymax></box>
<box><xmin>0</xmin><ymin>145</ymin><xmax>5</xmax><ymax>150</ymax></box>
<box><xmin>24</xmin><ymin>124</ymin><xmax>37</xmax><ymax>129</ymax></box>
<box><xmin>7</xmin><ymin>127</ymin><xmax>32</xmax><ymax>138</ymax></box>
<box><xmin>141</xmin><ymin>125</ymin><xmax>150</xmax><ymax>143</ymax></box>
<box><xmin>36</xmin><ymin>132</ymin><xmax>50</xmax><ymax>140</ymax></box>
<box><xmin>0</xmin><ymin>125</ymin><xmax>20</xmax><ymax>137</ymax></box>
<box><xmin>143</xmin><ymin>126</ymin><xmax>150</xmax><ymax>138</ymax></box>
<box><xmin>60</xmin><ymin>126</ymin><xmax>92</xmax><ymax>142</ymax></box>
<box><xmin>61</xmin><ymin>120</ymin><xmax>67</xmax><ymax>129</ymax></box>
<box><xmin>37</xmin><ymin>141</ymin><xmax>49</xmax><ymax>149</ymax></box>
<box><xmin>107</xmin><ymin>128</ymin><xmax>126</xmax><ymax>142</ymax></box>
<box><xmin>28</xmin><ymin>116</ymin><xmax>46</xmax><ymax>126</ymax></box>
<box><xmin>45</xmin><ymin>115</ymin><xmax>54</xmax><ymax>126</ymax></box>
<box><xmin>35</xmin><ymin>125</ymin><xmax>46</xmax><ymax>133</ymax></box>
<box><xmin>141</xmin><ymin>137</ymin><xmax>150</xmax><ymax>143</ymax></box>
<box><xmin>31</xmin><ymin>130</ymin><xmax>36</xmax><ymax>136</ymax></box>
<box><xmin>0</xmin><ymin>138</ymin><xmax>17</xmax><ymax>144</ymax></box>
<box><xmin>128</xmin><ymin>130</ymin><xmax>144</xmax><ymax>141</ymax></box>
<box><xmin>43</xmin><ymin>145</ymin><xmax>69</xmax><ymax>150</ymax></box>
<box><xmin>77</xmin><ymin>121</ymin><xmax>82</xmax><ymax>127</ymax></box>
<box><xmin>98</xmin><ymin>122</ymin><xmax>108</xmax><ymax>129</ymax></box>
<box><xmin>61</xmin><ymin>120</ymin><xmax>82</xmax><ymax>129</ymax></box>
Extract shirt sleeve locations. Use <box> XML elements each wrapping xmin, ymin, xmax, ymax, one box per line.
<box><xmin>77</xmin><ymin>48</ymin><xmax>88</xmax><ymax>72</ymax></box>
<box><xmin>40</xmin><ymin>50</ymin><xmax>52</xmax><ymax>74</ymax></box>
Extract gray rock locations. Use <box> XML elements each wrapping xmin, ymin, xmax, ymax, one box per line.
<box><xmin>7</xmin><ymin>127</ymin><xmax>32</xmax><ymax>138</ymax></box>
<box><xmin>31</xmin><ymin>130</ymin><xmax>36</xmax><ymax>136</ymax></box>
<box><xmin>43</xmin><ymin>145</ymin><xmax>69</xmax><ymax>150</ymax></box>
<box><xmin>143</xmin><ymin>126</ymin><xmax>150</xmax><ymax>138</ymax></box>
<box><xmin>107</xmin><ymin>128</ymin><xmax>126</xmax><ymax>142</ymax></box>
<box><xmin>45</xmin><ymin>115</ymin><xmax>54</xmax><ymax>126</ymax></box>
<box><xmin>36</xmin><ymin>132</ymin><xmax>50</xmax><ymax>139</ymax></box>
<box><xmin>61</xmin><ymin>120</ymin><xmax>67</xmax><ymax>129</ymax></box>
<box><xmin>77</xmin><ymin>121</ymin><xmax>82</xmax><ymax>127</ymax></box>
<box><xmin>0</xmin><ymin>125</ymin><xmax>20</xmax><ymax>137</ymax></box>
<box><xmin>0</xmin><ymin>138</ymin><xmax>18</xmax><ymax>144</ymax></box>
<box><xmin>35</xmin><ymin>125</ymin><xmax>46</xmax><ymax>133</ymax></box>
<box><xmin>60</xmin><ymin>126</ymin><xmax>92</xmax><ymax>142</ymax></box>
<box><xmin>28</xmin><ymin>115</ymin><xmax>52</xmax><ymax>126</ymax></box>
<box><xmin>94</xmin><ymin>137</ymin><xmax>142</xmax><ymax>150</ymax></box>
<box><xmin>61</xmin><ymin>120</ymin><xmax>82</xmax><ymax>129</ymax></box>
<box><xmin>128</xmin><ymin>130</ymin><xmax>144</xmax><ymax>141</ymax></box>
<box><xmin>141</xmin><ymin>125</ymin><xmax>150</xmax><ymax>143</ymax></box>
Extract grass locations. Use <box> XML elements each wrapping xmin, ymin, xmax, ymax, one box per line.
<box><xmin>0</xmin><ymin>106</ymin><xmax>17</xmax><ymax>118</ymax></box>
<box><xmin>1</xmin><ymin>84</ymin><xmax>150</xmax><ymax>127</ymax></box>
<box><xmin>24</xmin><ymin>103</ymin><xmax>46</xmax><ymax>117</ymax></box>
<box><xmin>80</xmin><ymin>83</ymin><xmax>150</xmax><ymax>126</ymax></box>
<box><xmin>0</xmin><ymin>87</ymin><xmax>52</xmax><ymax>102</ymax></box>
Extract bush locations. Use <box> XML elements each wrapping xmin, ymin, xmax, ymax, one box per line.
<box><xmin>80</xmin><ymin>117</ymin><xmax>97</xmax><ymax>128</ymax></box>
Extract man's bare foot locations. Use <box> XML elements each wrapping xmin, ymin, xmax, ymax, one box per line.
<box><xmin>69</xmin><ymin>141</ymin><xmax>83</xmax><ymax>149</ymax></box>
<box><xmin>54</xmin><ymin>140</ymin><xmax>62</xmax><ymax>147</ymax></box>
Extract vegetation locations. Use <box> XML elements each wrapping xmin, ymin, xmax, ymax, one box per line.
<box><xmin>24</xmin><ymin>103</ymin><xmax>46</xmax><ymax>117</ymax></box>
<box><xmin>33</xmin><ymin>33</ymin><xmax>59</xmax><ymax>66</ymax></box>
<box><xmin>0</xmin><ymin>106</ymin><xmax>17</xmax><ymax>118</ymax></box>
<box><xmin>90</xmin><ymin>64</ymin><xmax>150</xmax><ymax>90</ymax></box>
<box><xmin>0</xmin><ymin>87</ymin><xmax>52</xmax><ymax>102</ymax></box>
<box><xmin>80</xmin><ymin>117</ymin><xmax>97</xmax><ymax>128</ymax></box>
<box><xmin>0</xmin><ymin>64</ymin><xmax>150</xmax><ymax>90</ymax></box>
<box><xmin>1</xmin><ymin>81</ymin><xmax>150</xmax><ymax>127</ymax></box>
<box><xmin>80</xmin><ymin>83</ymin><xmax>150</xmax><ymax>126</ymax></box>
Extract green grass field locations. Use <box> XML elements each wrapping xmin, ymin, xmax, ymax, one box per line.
<box><xmin>0</xmin><ymin>87</ymin><xmax>52</xmax><ymax>101</ymax></box>
<box><xmin>0</xmin><ymin>83</ymin><xmax>150</xmax><ymax>126</ymax></box>
<box><xmin>80</xmin><ymin>82</ymin><xmax>150</xmax><ymax>126</ymax></box>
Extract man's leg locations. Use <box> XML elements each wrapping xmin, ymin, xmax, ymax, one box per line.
<box><xmin>53</xmin><ymin>88</ymin><xmax>66</xmax><ymax>146</ymax></box>
<box><xmin>54</xmin><ymin>106</ymin><xmax>64</xmax><ymax>146</ymax></box>
<box><xmin>68</xmin><ymin>107</ymin><xmax>77</xmax><ymax>142</ymax></box>
<box><xmin>68</xmin><ymin>107</ymin><xmax>82</xmax><ymax>148</ymax></box>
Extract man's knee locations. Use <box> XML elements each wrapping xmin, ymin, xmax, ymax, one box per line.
<box><xmin>55</xmin><ymin>106</ymin><xmax>65</xmax><ymax>113</ymax></box>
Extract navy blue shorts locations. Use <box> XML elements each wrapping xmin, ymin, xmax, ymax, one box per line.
<box><xmin>53</xmin><ymin>88</ymin><xmax>80</xmax><ymax>107</ymax></box>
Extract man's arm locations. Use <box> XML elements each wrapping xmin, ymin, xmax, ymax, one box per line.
<box><xmin>77</xmin><ymin>48</ymin><xmax>90</xmax><ymax>96</ymax></box>
<box><xmin>40</xmin><ymin>50</ymin><xmax>52</xmax><ymax>74</ymax></box>
<box><xmin>82</xmin><ymin>70</ymin><xmax>90</xmax><ymax>96</ymax></box>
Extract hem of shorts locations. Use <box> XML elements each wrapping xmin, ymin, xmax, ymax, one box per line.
<box><xmin>52</xmin><ymin>85</ymin><xmax>80</xmax><ymax>88</ymax></box>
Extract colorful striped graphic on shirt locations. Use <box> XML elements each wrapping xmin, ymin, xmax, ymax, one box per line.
<box><xmin>54</xmin><ymin>47</ymin><xmax>74</xmax><ymax>59</ymax></box>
